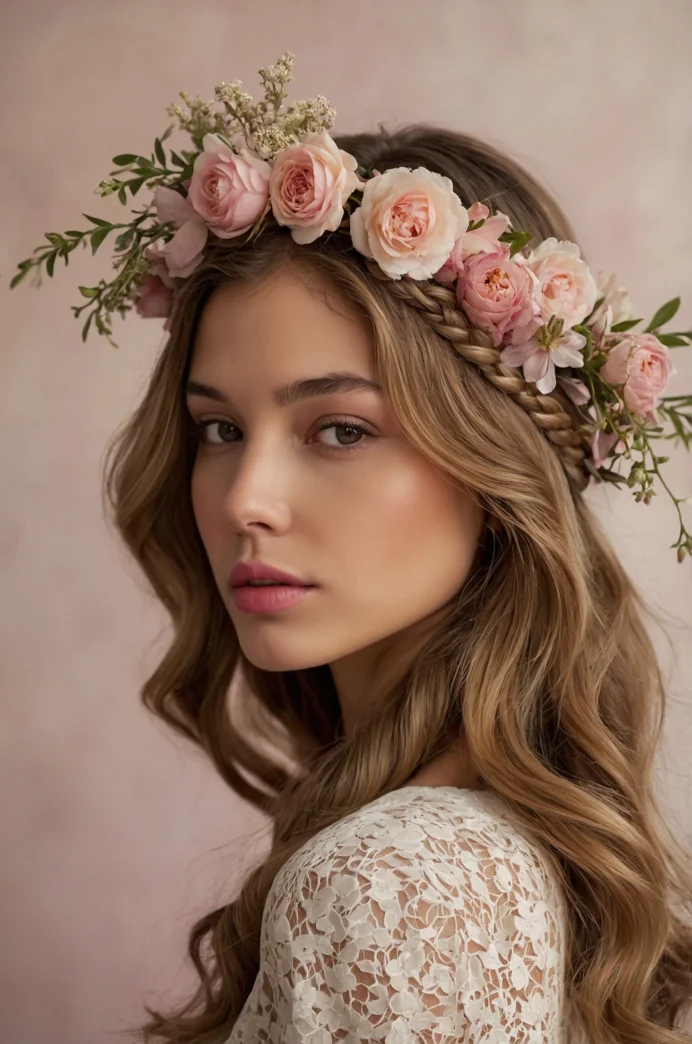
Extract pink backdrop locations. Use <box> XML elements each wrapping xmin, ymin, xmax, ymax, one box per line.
<box><xmin>1</xmin><ymin>2</ymin><xmax>691</xmax><ymax>1041</ymax></box>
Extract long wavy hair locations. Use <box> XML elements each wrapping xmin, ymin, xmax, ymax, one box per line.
<box><xmin>106</xmin><ymin>124</ymin><xmax>692</xmax><ymax>1043</ymax></box>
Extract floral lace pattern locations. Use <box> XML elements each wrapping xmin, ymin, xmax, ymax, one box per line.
<box><xmin>226</xmin><ymin>786</ymin><xmax>584</xmax><ymax>1043</ymax></box>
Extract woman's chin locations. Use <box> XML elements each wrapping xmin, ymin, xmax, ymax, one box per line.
<box><xmin>238</xmin><ymin>637</ymin><xmax>330</xmax><ymax>674</ymax></box>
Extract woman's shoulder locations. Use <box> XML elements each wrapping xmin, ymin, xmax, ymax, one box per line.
<box><xmin>252</xmin><ymin>785</ymin><xmax>575</xmax><ymax>1044</ymax></box>
<box><xmin>267</xmin><ymin>785</ymin><xmax>567</xmax><ymax>929</ymax></box>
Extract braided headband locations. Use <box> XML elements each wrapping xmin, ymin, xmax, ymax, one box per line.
<box><xmin>11</xmin><ymin>52</ymin><xmax>692</xmax><ymax>562</ymax></box>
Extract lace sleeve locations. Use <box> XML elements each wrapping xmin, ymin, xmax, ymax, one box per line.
<box><xmin>245</xmin><ymin>792</ymin><xmax>569</xmax><ymax>1043</ymax></box>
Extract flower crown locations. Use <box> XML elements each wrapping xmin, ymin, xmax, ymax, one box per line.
<box><xmin>11</xmin><ymin>52</ymin><xmax>692</xmax><ymax>562</ymax></box>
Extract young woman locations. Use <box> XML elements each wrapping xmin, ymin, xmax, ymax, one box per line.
<box><xmin>13</xmin><ymin>55</ymin><xmax>692</xmax><ymax>1044</ymax></box>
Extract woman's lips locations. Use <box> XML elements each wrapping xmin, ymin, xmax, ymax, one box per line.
<box><xmin>231</xmin><ymin>583</ymin><xmax>316</xmax><ymax>614</ymax></box>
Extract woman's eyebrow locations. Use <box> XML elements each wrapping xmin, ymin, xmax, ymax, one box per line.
<box><xmin>185</xmin><ymin>371</ymin><xmax>382</xmax><ymax>406</ymax></box>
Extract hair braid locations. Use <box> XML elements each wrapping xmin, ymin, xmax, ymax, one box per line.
<box><xmin>363</xmin><ymin>258</ymin><xmax>592</xmax><ymax>493</ymax></box>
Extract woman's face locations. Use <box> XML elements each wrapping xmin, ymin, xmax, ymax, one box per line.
<box><xmin>187</xmin><ymin>264</ymin><xmax>484</xmax><ymax>727</ymax></box>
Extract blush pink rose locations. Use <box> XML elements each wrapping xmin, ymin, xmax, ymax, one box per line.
<box><xmin>350</xmin><ymin>166</ymin><xmax>469</xmax><ymax>280</ymax></box>
<box><xmin>457</xmin><ymin>251</ymin><xmax>542</xmax><ymax>348</ymax></box>
<box><xmin>135</xmin><ymin>274</ymin><xmax>174</xmax><ymax>319</ymax></box>
<box><xmin>599</xmin><ymin>332</ymin><xmax>676</xmax><ymax>422</ymax></box>
<box><xmin>527</xmin><ymin>238</ymin><xmax>598</xmax><ymax>328</ymax></box>
<box><xmin>433</xmin><ymin>201</ymin><xmax>511</xmax><ymax>284</ymax></box>
<box><xmin>188</xmin><ymin>133</ymin><xmax>272</xmax><ymax>239</ymax></box>
<box><xmin>153</xmin><ymin>186</ymin><xmax>208</xmax><ymax>279</ymax></box>
<box><xmin>269</xmin><ymin>130</ymin><xmax>362</xmax><ymax>245</ymax></box>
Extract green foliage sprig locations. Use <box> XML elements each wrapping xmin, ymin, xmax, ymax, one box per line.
<box><xmin>10</xmin><ymin>123</ymin><xmax>192</xmax><ymax>346</ymax></box>
<box><xmin>571</xmin><ymin>295</ymin><xmax>692</xmax><ymax>561</ymax></box>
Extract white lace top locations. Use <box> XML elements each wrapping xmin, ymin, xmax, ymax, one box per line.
<box><xmin>226</xmin><ymin>786</ymin><xmax>586</xmax><ymax>1043</ymax></box>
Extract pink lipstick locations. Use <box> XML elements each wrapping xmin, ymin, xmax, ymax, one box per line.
<box><xmin>229</xmin><ymin>560</ymin><xmax>317</xmax><ymax>614</ymax></box>
<box><xmin>231</xmin><ymin>583</ymin><xmax>315</xmax><ymax>614</ymax></box>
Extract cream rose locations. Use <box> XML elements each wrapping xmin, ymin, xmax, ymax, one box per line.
<box><xmin>350</xmin><ymin>167</ymin><xmax>469</xmax><ymax>280</ymax></box>
<box><xmin>269</xmin><ymin>130</ymin><xmax>362</xmax><ymax>245</ymax></box>
<box><xmin>527</xmin><ymin>238</ymin><xmax>598</xmax><ymax>328</ymax></box>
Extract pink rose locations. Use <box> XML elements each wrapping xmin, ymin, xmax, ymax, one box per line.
<box><xmin>188</xmin><ymin>133</ymin><xmax>271</xmax><ymax>239</ymax></box>
<box><xmin>527</xmin><ymin>238</ymin><xmax>598</xmax><ymax>328</ymax></box>
<box><xmin>350</xmin><ymin>166</ymin><xmax>469</xmax><ymax>280</ymax></box>
<box><xmin>599</xmin><ymin>333</ymin><xmax>676</xmax><ymax>422</ymax></box>
<box><xmin>135</xmin><ymin>274</ymin><xmax>174</xmax><ymax>319</ymax></box>
<box><xmin>269</xmin><ymin>130</ymin><xmax>362</xmax><ymax>245</ymax></box>
<box><xmin>433</xmin><ymin>201</ymin><xmax>511</xmax><ymax>284</ymax></box>
<box><xmin>458</xmin><ymin>251</ymin><xmax>542</xmax><ymax>348</ymax></box>
<box><xmin>153</xmin><ymin>186</ymin><xmax>208</xmax><ymax>279</ymax></box>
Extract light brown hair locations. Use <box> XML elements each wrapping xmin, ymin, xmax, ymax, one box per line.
<box><xmin>106</xmin><ymin>124</ymin><xmax>692</xmax><ymax>1043</ymax></box>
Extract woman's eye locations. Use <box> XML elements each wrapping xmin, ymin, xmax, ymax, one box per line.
<box><xmin>193</xmin><ymin>420</ymin><xmax>238</xmax><ymax>446</ymax></box>
<box><xmin>314</xmin><ymin>420</ymin><xmax>373</xmax><ymax>453</ymax></box>
<box><xmin>190</xmin><ymin>418</ymin><xmax>373</xmax><ymax>454</ymax></box>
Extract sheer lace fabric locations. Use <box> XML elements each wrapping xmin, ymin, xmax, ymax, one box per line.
<box><xmin>226</xmin><ymin>786</ymin><xmax>584</xmax><ymax>1043</ymax></box>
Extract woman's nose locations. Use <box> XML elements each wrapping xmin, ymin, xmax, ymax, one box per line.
<box><xmin>220</xmin><ymin>442</ymin><xmax>293</xmax><ymax>532</ymax></box>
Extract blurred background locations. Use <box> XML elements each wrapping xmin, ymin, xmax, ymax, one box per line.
<box><xmin>1</xmin><ymin>1</ymin><xmax>691</xmax><ymax>1041</ymax></box>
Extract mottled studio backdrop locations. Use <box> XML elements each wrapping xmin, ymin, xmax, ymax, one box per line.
<box><xmin>1</xmin><ymin>2</ymin><xmax>691</xmax><ymax>1042</ymax></box>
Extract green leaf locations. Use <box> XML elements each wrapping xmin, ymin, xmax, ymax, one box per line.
<box><xmin>170</xmin><ymin>151</ymin><xmax>187</xmax><ymax>168</ymax></box>
<box><xmin>508</xmin><ymin>231</ymin><xmax>533</xmax><ymax>256</ymax></box>
<box><xmin>610</xmin><ymin>318</ymin><xmax>643</xmax><ymax>333</ymax></box>
<box><xmin>64</xmin><ymin>230</ymin><xmax>84</xmax><ymax>238</ymax></box>
<box><xmin>669</xmin><ymin>411</ymin><xmax>686</xmax><ymax>439</ymax></box>
<box><xmin>44</xmin><ymin>232</ymin><xmax>63</xmax><ymax>247</ymax></box>
<box><xmin>114</xmin><ymin>228</ymin><xmax>135</xmax><ymax>252</ymax></box>
<box><xmin>46</xmin><ymin>252</ymin><xmax>56</xmax><ymax>277</ymax></box>
<box><xmin>83</xmin><ymin>214</ymin><xmax>112</xmax><ymax>228</ymax></box>
<box><xmin>160</xmin><ymin>123</ymin><xmax>174</xmax><ymax>142</ymax></box>
<box><xmin>154</xmin><ymin>137</ymin><xmax>166</xmax><ymax>166</ymax></box>
<box><xmin>10</xmin><ymin>268</ymin><xmax>29</xmax><ymax>289</ymax></box>
<box><xmin>78</xmin><ymin>285</ymin><xmax>100</xmax><ymax>298</ymax></box>
<box><xmin>81</xmin><ymin>313</ymin><xmax>94</xmax><ymax>343</ymax></box>
<box><xmin>134</xmin><ymin>158</ymin><xmax>157</xmax><ymax>174</ymax></box>
<box><xmin>118</xmin><ymin>184</ymin><xmax>127</xmax><ymax>205</ymax></box>
<box><xmin>645</xmin><ymin>297</ymin><xmax>680</xmax><ymax>333</ymax></box>
<box><xmin>112</xmin><ymin>153</ymin><xmax>139</xmax><ymax>166</ymax></box>
<box><xmin>127</xmin><ymin>176</ymin><xmax>148</xmax><ymax>196</ymax></box>
<box><xmin>90</xmin><ymin>226</ymin><xmax>111</xmax><ymax>253</ymax></box>
<box><xmin>657</xmin><ymin>333</ymin><xmax>688</xmax><ymax>347</ymax></box>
